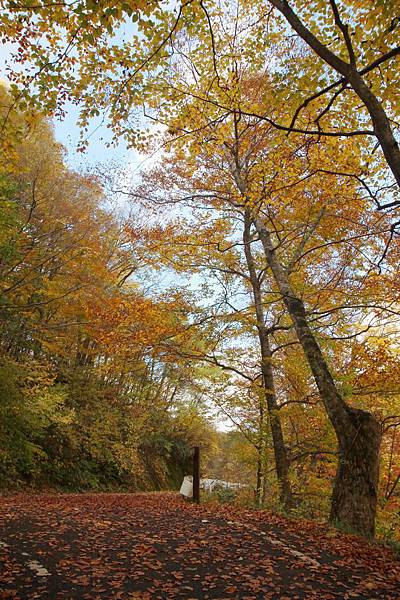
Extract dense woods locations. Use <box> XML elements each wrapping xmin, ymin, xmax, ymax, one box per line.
<box><xmin>0</xmin><ymin>85</ymin><xmax>217</xmax><ymax>492</ymax></box>
<box><xmin>0</xmin><ymin>0</ymin><xmax>399</xmax><ymax>543</ymax></box>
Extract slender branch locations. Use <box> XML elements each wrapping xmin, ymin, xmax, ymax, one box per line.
<box><xmin>328</xmin><ymin>0</ymin><xmax>356</xmax><ymax>66</ymax></box>
<box><xmin>289</xmin><ymin>46</ymin><xmax>400</xmax><ymax>129</ymax></box>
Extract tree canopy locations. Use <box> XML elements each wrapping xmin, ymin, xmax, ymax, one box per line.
<box><xmin>0</xmin><ymin>0</ymin><xmax>399</xmax><ymax>541</ymax></box>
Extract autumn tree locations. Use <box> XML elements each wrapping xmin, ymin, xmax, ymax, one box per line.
<box><xmin>2</xmin><ymin>0</ymin><xmax>399</xmax><ymax>537</ymax></box>
<box><xmin>263</xmin><ymin>0</ymin><xmax>400</xmax><ymax>196</ymax></box>
<box><xmin>123</xmin><ymin>163</ymin><xmax>296</xmax><ymax>509</ymax></box>
<box><xmin>2</xmin><ymin>0</ymin><xmax>398</xmax><ymax>205</ymax></box>
<box><xmin>126</xmin><ymin>51</ymin><xmax>400</xmax><ymax>533</ymax></box>
<box><xmin>0</xmin><ymin>85</ymin><xmax>218</xmax><ymax>491</ymax></box>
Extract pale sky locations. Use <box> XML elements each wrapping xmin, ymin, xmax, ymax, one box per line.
<box><xmin>0</xmin><ymin>38</ymin><xmax>153</xmax><ymax>175</ymax></box>
<box><xmin>0</xmin><ymin>35</ymin><xmax>242</xmax><ymax>434</ymax></box>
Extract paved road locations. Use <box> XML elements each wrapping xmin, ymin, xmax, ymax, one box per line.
<box><xmin>0</xmin><ymin>493</ymin><xmax>399</xmax><ymax>599</ymax></box>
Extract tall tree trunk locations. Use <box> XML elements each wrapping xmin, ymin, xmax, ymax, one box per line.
<box><xmin>243</xmin><ymin>210</ymin><xmax>294</xmax><ymax>511</ymax></box>
<box><xmin>348</xmin><ymin>72</ymin><xmax>400</xmax><ymax>191</ymax></box>
<box><xmin>254</xmin><ymin>217</ymin><xmax>381</xmax><ymax>537</ymax></box>
<box><xmin>255</xmin><ymin>432</ymin><xmax>267</xmax><ymax>508</ymax></box>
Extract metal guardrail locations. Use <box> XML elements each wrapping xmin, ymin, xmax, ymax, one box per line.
<box><xmin>180</xmin><ymin>476</ymin><xmax>247</xmax><ymax>497</ymax></box>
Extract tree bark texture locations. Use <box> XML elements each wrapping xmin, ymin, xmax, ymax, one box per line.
<box><xmin>243</xmin><ymin>210</ymin><xmax>294</xmax><ymax>511</ymax></box>
<box><xmin>254</xmin><ymin>217</ymin><xmax>381</xmax><ymax>537</ymax></box>
<box><xmin>255</xmin><ymin>434</ymin><xmax>267</xmax><ymax>508</ymax></box>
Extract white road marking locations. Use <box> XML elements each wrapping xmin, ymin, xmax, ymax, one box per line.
<box><xmin>26</xmin><ymin>559</ymin><xmax>50</xmax><ymax>577</ymax></box>
<box><xmin>1</xmin><ymin>540</ymin><xmax>50</xmax><ymax>576</ymax></box>
<box><xmin>227</xmin><ymin>521</ymin><xmax>321</xmax><ymax>568</ymax></box>
<box><xmin>265</xmin><ymin>536</ymin><xmax>321</xmax><ymax>568</ymax></box>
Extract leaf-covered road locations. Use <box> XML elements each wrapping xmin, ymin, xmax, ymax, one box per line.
<box><xmin>0</xmin><ymin>493</ymin><xmax>399</xmax><ymax>599</ymax></box>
